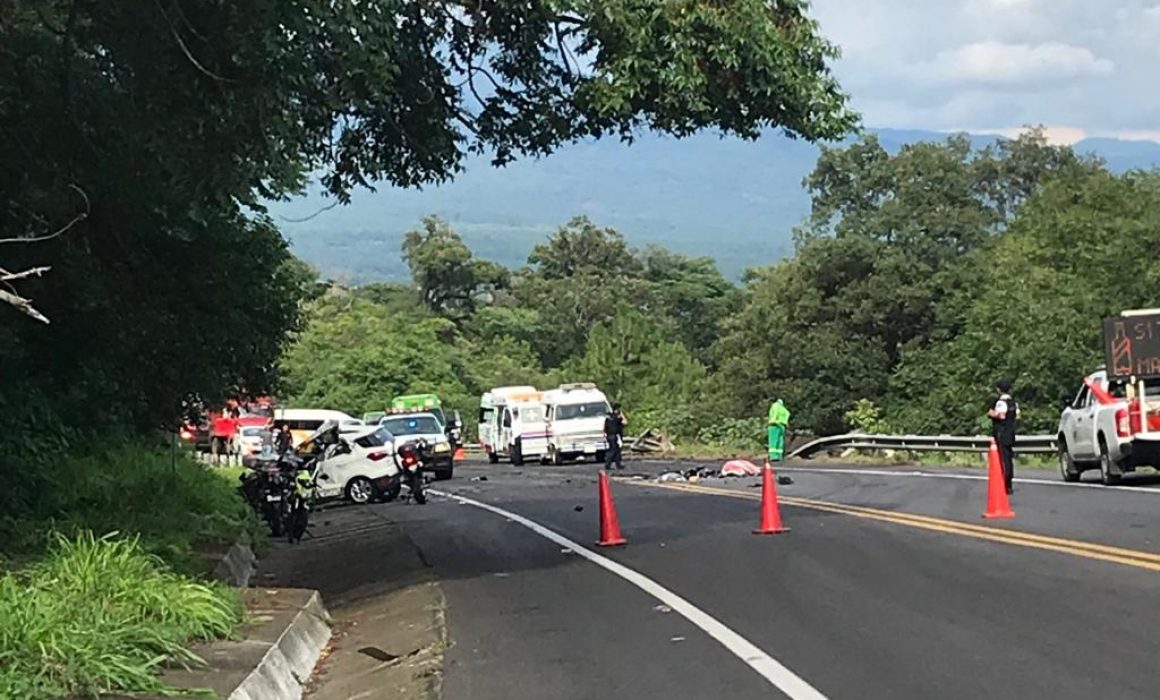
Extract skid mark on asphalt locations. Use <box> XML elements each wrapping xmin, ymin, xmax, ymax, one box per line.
<box><xmin>429</xmin><ymin>488</ymin><xmax>830</xmax><ymax>700</ymax></box>
<box><xmin>636</xmin><ymin>481</ymin><xmax>1160</xmax><ymax>574</ymax></box>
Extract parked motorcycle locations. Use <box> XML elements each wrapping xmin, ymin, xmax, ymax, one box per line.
<box><xmin>284</xmin><ymin>453</ymin><xmax>316</xmax><ymax>543</ymax></box>
<box><xmin>239</xmin><ymin>449</ymin><xmax>317</xmax><ymax>540</ymax></box>
<box><xmin>396</xmin><ymin>438</ymin><xmax>431</xmax><ymax>505</ymax></box>
<box><xmin>238</xmin><ymin>456</ymin><xmax>291</xmax><ymax>536</ymax></box>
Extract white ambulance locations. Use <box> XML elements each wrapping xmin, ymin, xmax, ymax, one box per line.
<box><xmin>543</xmin><ymin>383</ymin><xmax>611</xmax><ymax>465</ymax></box>
<box><xmin>478</xmin><ymin>386</ymin><xmax>550</xmax><ymax>466</ymax></box>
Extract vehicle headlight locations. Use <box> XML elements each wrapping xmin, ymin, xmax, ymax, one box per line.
<box><xmin>434</xmin><ymin>442</ymin><xmax>450</xmax><ymax>453</ymax></box>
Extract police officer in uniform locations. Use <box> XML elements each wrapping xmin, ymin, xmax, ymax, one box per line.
<box><xmin>987</xmin><ymin>379</ymin><xmax>1020</xmax><ymax>495</ymax></box>
<box><xmin>603</xmin><ymin>403</ymin><xmax>627</xmax><ymax>470</ymax></box>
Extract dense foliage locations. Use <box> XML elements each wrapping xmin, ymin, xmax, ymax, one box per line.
<box><xmin>1</xmin><ymin>0</ymin><xmax>854</xmax><ymax>442</ymax></box>
<box><xmin>0</xmin><ymin>533</ymin><xmax>240</xmax><ymax>700</ymax></box>
<box><xmin>283</xmin><ymin>130</ymin><xmax>1160</xmax><ymax>443</ymax></box>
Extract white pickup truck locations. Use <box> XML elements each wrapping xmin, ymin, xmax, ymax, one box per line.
<box><xmin>1057</xmin><ymin>370</ymin><xmax>1160</xmax><ymax>484</ymax></box>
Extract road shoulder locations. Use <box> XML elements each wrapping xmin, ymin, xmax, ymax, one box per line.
<box><xmin>304</xmin><ymin>523</ymin><xmax>447</xmax><ymax>700</ymax></box>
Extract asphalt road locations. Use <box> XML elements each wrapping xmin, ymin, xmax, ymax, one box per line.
<box><xmin>261</xmin><ymin>458</ymin><xmax>1160</xmax><ymax>700</ymax></box>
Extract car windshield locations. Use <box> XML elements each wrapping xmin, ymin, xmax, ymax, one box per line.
<box><xmin>354</xmin><ymin>427</ymin><xmax>393</xmax><ymax>448</ymax></box>
<box><xmin>554</xmin><ymin>401</ymin><xmax>609</xmax><ymax>420</ymax></box>
<box><xmin>240</xmin><ymin>426</ymin><xmax>265</xmax><ymax>437</ymax></box>
<box><xmin>381</xmin><ymin>415</ymin><xmax>442</xmax><ymax>435</ymax></box>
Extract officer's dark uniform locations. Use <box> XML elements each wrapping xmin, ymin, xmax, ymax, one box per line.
<box><xmin>603</xmin><ymin>410</ymin><xmax>625</xmax><ymax>470</ymax></box>
<box><xmin>990</xmin><ymin>392</ymin><xmax>1018</xmax><ymax>494</ymax></box>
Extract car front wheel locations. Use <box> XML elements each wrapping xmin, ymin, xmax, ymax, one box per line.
<box><xmin>1059</xmin><ymin>442</ymin><xmax>1081</xmax><ymax>482</ymax></box>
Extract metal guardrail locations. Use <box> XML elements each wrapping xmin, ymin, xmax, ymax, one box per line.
<box><xmin>788</xmin><ymin>433</ymin><xmax>1058</xmax><ymax>460</ymax></box>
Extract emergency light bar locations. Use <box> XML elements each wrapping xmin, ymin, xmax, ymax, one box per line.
<box><xmin>559</xmin><ymin>382</ymin><xmax>596</xmax><ymax>391</ymax></box>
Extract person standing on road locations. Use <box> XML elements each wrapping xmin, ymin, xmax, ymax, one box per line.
<box><xmin>987</xmin><ymin>379</ymin><xmax>1020</xmax><ymax>495</ymax></box>
<box><xmin>767</xmin><ymin>398</ymin><xmax>791</xmax><ymax>462</ymax></box>
<box><xmin>603</xmin><ymin>403</ymin><xmax>627</xmax><ymax>470</ymax></box>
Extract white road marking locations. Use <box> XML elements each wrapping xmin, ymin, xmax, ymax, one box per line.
<box><xmin>777</xmin><ymin>467</ymin><xmax>1160</xmax><ymax>494</ymax></box>
<box><xmin>429</xmin><ymin>489</ymin><xmax>830</xmax><ymax>700</ymax></box>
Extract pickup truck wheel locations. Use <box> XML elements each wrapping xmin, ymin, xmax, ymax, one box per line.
<box><xmin>550</xmin><ymin>448</ymin><xmax>564</xmax><ymax>466</ymax></box>
<box><xmin>1059</xmin><ymin>443</ymin><xmax>1081</xmax><ymax>483</ymax></box>
<box><xmin>1099</xmin><ymin>441</ymin><xmax>1122</xmax><ymax>485</ymax></box>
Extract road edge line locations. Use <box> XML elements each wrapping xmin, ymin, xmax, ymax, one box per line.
<box><xmin>429</xmin><ymin>489</ymin><xmax>829</xmax><ymax>700</ymax></box>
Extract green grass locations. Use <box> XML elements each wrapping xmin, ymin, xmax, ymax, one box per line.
<box><xmin>213</xmin><ymin>464</ymin><xmax>247</xmax><ymax>485</ymax></box>
<box><xmin>0</xmin><ymin>446</ymin><xmax>261</xmax><ymax>698</ymax></box>
<box><xmin>0</xmin><ymin>445</ymin><xmax>263</xmax><ymax>574</ymax></box>
<box><xmin>0</xmin><ymin>532</ymin><xmax>241</xmax><ymax>700</ymax></box>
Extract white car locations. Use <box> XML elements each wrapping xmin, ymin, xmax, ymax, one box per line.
<box><xmin>236</xmin><ymin>425</ymin><xmax>270</xmax><ymax>458</ymax></box>
<box><xmin>307</xmin><ymin>424</ymin><xmax>402</xmax><ymax>504</ymax></box>
<box><xmin>377</xmin><ymin>412</ymin><xmax>455</xmax><ymax>480</ymax></box>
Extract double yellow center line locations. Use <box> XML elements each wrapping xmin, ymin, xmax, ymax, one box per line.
<box><xmin>631</xmin><ymin>480</ymin><xmax>1160</xmax><ymax>573</ymax></box>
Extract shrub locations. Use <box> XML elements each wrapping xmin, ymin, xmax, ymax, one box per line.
<box><xmin>0</xmin><ymin>532</ymin><xmax>241</xmax><ymax>700</ymax></box>
<box><xmin>0</xmin><ymin>444</ymin><xmax>261</xmax><ymax>574</ymax></box>
<box><xmin>696</xmin><ymin>417</ymin><xmax>766</xmax><ymax>449</ymax></box>
<box><xmin>844</xmin><ymin>399</ymin><xmax>893</xmax><ymax>434</ymax></box>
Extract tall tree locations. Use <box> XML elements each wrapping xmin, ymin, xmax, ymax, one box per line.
<box><xmin>640</xmin><ymin>246</ymin><xmax>736</xmax><ymax>359</ymax></box>
<box><xmin>887</xmin><ymin>170</ymin><xmax>1160</xmax><ymax>435</ymax></box>
<box><xmin>713</xmin><ymin>129</ymin><xmax>1102</xmax><ymax>433</ymax></box>
<box><xmin>1</xmin><ymin>0</ymin><xmax>858</xmax><ymax>437</ymax></box>
<box><xmin>526</xmin><ymin>217</ymin><xmax>643</xmax><ymax>280</ymax></box>
<box><xmin>402</xmin><ymin>216</ymin><xmax>507</xmax><ymax>320</ymax></box>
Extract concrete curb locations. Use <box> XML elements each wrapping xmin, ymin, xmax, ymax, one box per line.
<box><xmin>97</xmin><ymin>588</ymin><xmax>333</xmax><ymax>700</ymax></box>
<box><xmin>231</xmin><ymin>589</ymin><xmax>333</xmax><ymax>700</ymax></box>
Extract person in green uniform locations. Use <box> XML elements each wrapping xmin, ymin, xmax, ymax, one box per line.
<box><xmin>767</xmin><ymin>398</ymin><xmax>790</xmax><ymax>462</ymax></box>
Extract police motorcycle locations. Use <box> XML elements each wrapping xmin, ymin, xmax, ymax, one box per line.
<box><xmin>395</xmin><ymin>437</ymin><xmax>432</xmax><ymax>505</ymax></box>
<box><xmin>240</xmin><ymin>422</ymin><xmax>334</xmax><ymax>542</ymax></box>
<box><xmin>239</xmin><ymin>443</ymin><xmax>316</xmax><ymax>540</ymax></box>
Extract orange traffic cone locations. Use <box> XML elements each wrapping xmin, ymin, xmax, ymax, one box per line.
<box><xmin>754</xmin><ymin>461</ymin><xmax>790</xmax><ymax>534</ymax></box>
<box><xmin>983</xmin><ymin>439</ymin><xmax>1015</xmax><ymax>520</ymax></box>
<box><xmin>596</xmin><ymin>470</ymin><xmax>627</xmax><ymax>547</ymax></box>
<box><xmin>453</xmin><ymin>446</ymin><xmax>466</xmax><ymax>461</ymax></box>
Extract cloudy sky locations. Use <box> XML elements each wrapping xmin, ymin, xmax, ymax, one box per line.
<box><xmin>810</xmin><ymin>0</ymin><xmax>1160</xmax><ymax>143</ymax></box>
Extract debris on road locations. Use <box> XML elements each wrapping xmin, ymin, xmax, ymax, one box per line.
<box><xmin>628</xmin><ymin>428</ymin><xmax>675</xmax><ymax>454</ymax></box>
<box><xmin>471</xmin><ymin>475</ymin><xmax>489</xmax><ymax>481</ymax></box>
<box><xmin>573</xmin><ymin>505</ymin><xmax>584</xmax><ymax>512</ymax></box>
<box><xmin>658</xmin><ymin>471</ymin><xmax>686</xmax><ymax>482</ymax></box>
<box><xmin>720</xmin><ymin>459</ymin><xmax>762</xmax><ymax>477</ymax></box>
<box><xmin>653</xmin><ymin>604</ymin><xmax>673</xmax><ymax>613</ymax></box>
<box><xmin>778</xmin><ymin>475</ymin><xmax>794</xmax><ymax>486</ymax></box>
<box><xmin>670</xmin><ymin>636</ymin><xmax>686</xmax><ymax>643</ymax></box>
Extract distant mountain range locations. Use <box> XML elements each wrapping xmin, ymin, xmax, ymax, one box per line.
<box><xmin>268</xmin><ymin>128</ymin><xmax>1160</xmax><ymax>283</ymax></box>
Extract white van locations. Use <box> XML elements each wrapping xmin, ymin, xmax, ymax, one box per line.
<box><xmin>274</xmin><ymin>408</ymin><xmax>363</xmax><ymax>446</ymax></box>
<box><xmin>478</xmin><ymin>387</ymin><xmax>549</xmax><ymax>465</ymax></box>
<box><xmin>543</xmin><ymin>383</ymin><xmax>611</xmax><ymax>465</ymax></box>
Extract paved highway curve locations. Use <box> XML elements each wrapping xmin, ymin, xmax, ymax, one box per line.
<box><xmin>271</xmin><ymin>460</ymin><xmax>1160</xmax><ymax>700</ymax></box>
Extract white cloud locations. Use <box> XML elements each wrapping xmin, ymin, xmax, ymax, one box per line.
<box><xmin>807</xmin><ymin>0</ymin><xmax>1160</xmax><ymax>137</ymax></box>
<box><xmin>917</xmin><ymin>41</ymin><xmax>1114</xmax><ymax>86</ymax></box>
<box><xmin>974</xmin><ymin>0</ymin><xmax>1033</xmax><ymax>8</ymax></box>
